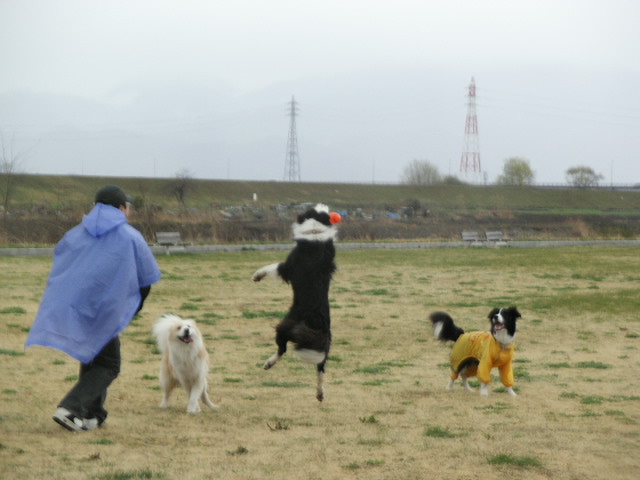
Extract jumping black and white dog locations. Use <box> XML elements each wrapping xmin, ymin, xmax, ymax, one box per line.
<box><xmin>252</xmin><ymin>203</ymin><xmax>341</xmax><ymax>401</ymax></box>
<box><xmin>430</xmin><ymin>307</ymin><xmax>522</xmax><ymax>396</ymax></box>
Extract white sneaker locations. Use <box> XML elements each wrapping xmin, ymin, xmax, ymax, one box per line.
<box><xmin>84</xmin><ymin>417</ymin><xmax>99</xmax><ymax>431</ymax></box>
<box><xmin>53</xmin><ymin>407</ymin><xmax>94</xmax><ymax>432</ymax></box>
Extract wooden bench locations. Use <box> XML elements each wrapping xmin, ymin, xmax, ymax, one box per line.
<box><xmin>155</xmin><ymin>232</ymin><xmax>189</xmax><ymax>255</ymax></box>
<box><xmin>461</xmin><ymin>231</ymin><xmax>482</xmax><ymax>246</ymax></box>
<box><xmin>485</xmin><ymin>231</ymin><xmax>508</xmax><ymax>246</ymax></box>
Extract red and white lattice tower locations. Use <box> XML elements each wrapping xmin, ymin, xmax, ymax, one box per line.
<box><xmin>459</xmin><ymin>77</ymin><xmax>481</xmax><ymax>181</ymax></box>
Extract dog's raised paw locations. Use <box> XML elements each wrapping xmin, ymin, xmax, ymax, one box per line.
<box><xmin>263</xmin><ymin>353</ymin><xmax>280</xmax><ymax>370</ymax></box>
<box><xmin>263</xmin><ymin>360</ymin><xmax>275</xmax><ymax>370</ymax></box>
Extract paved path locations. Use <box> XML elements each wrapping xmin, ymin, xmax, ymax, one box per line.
<box><xmin>2</xmin><ymin>240</ymin><xmax>639</xmax><ymax>257</ymax></box>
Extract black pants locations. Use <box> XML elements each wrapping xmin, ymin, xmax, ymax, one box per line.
<box><xmin>59</xmin><ymin>336</ymin><xmax>121</xmax><ymax>425</ymax></box>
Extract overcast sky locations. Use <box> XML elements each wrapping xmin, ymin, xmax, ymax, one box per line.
<box><xmin>1</xmin><ymin>0</ymin><xmax>638</xmax><ymax>185</ymax></box>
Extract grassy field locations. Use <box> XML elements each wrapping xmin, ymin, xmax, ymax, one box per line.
<box><xmin>1</xmin><ymin>246</ymin><xmax>639</xmax><ymax>479</ymax></box>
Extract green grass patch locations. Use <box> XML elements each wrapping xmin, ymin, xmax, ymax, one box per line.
<box><xmin>581</xmin><ymin>410</ymin><xmax>601</xmax><ymax>417</ymax></box>
<box><xmin>89</xmin><ymin>438</ymin><xmax>114</xmax><ymax>445</ymax></box>
<box><xmin>488</xmin><ymin>453</ymin><xmax>543</xmax><ymax>468</ymax></box>
<box><xmin>514</xmin><ymin>366</ymin><xmax>531</xmax><ymax>380</ymax></box>
<box><xmin>242</xmin><ymin>310</ymin><xmax>286</xmax><ymax>319</ymax></box>
<box><xmin>357</xmin><ymin>438</ymin><xmax>386</xmax><ymax>446</ymax></box>
<box><xmin>96</xmin><ymin>469</ymin><xmax>162</xmax><ymax>479</ymax></box>
<box><xmin>354</xmin><ymin>365</ymin><xmax>390</xmax><ymax>374</ymax></box>
<box><xmin>581</xmin><ymin>395</ymin><xmax>606</xmax><ymax>405</ymax></box>
<box><xmin>355</xmin><ymin>361</ymin><xmax>413</xmax><ymax>375</ymax></box>
<box><xmin>223</xmin><ymin>377</ymin><xmax>244</xmax><ymax>383</ymax></box>
<box><xmin>227</xmin><ymin>446</ymin><xmax>249</xmax><ymax>456</ymax></box>
<box><xmin>547</xmin><ymin>361</ymin><xmax>610</xmax><ymax>369</ymax></box>
<box><xmin>0</xmin><ymin>349</ymin><xmax>25</xmax><ymax>356</ymax></box>
<box><xmin>574</xmin><ymin>361</ymin><xmax>611</xmax><ymax>369</ymax></box>
<box><xmin>475</xmin><ymin>402</ymin><xmax>512</xmax><ymax>414</ymax></box>
<box><xmin>361</xmin><ymin>288</ymin><xmax>392</xmax><ymax>296</ymax></box>
<box><xmin>379</xmin><ymin>360</ymin><xmax>413</xmax><ymax>368</ymax></box>
<box><xmin>260</xmin><ymin>381</ymin><xmax>307</xmax><ymax>388</ymax></box>
<box><xmin>266</xmin><ymin>418</ymin><xmax>290</xmax><ymax>431</ymax></box>
<box><xmin>561</xmin><ymin>391</ymin><xmax>640</xmax><ymax>406</ymax></box>
<box><xmin>199</xmin><ymin>312</ymin><xmax>224</xmax><ymax>325</ymax></box>
<box><xmin>0</xmin><ymin>306</ymin><xmax>27</xmax><ymax>314</ymax></box>
<box><xmin>359</xmin><ymin>415</ymin><xmax>379</xmax><ymax>424</ymax></box>
<box><xmin>178</xmin><ymin>303</ymin><xmax>199</xmax><ymax>311</ymax></box>
<box><xmin>611</xmin><ymin>395</ymin><xmax>640</xmax><ymax>401</ymax></box>
<box><xmin>546</xmin><ymin>362</ymin><xmax>571</xmax><ymax>368</ymax></box>
<box><xmin>361</xmin><ymin>379</ymin><xmax>398</xmax><ymax>386</ymax></box>
<box><xmin>424</xmin><ymin>425</ymin><xmax>458</xmax><ymax>438</ymax></box>
<box><xmin>604</xmin><ymin>410</ymin><xmax>626</xmax><ymax>417</ymax></box>
<box><xmin>571</xmin><ymin>273</ymin><xmax>604</xmax><ymax>282</ymax></box>
<box><xmin>560</xmin><ymin>391</ymin><xmax>580</xmax><ymax>399</ymax></box>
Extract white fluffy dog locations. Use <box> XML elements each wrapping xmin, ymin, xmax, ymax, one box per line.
<box><xmin>152</xmin><ymin>314</ymin><xmax>218</xmax><ymax>413</ymax></box>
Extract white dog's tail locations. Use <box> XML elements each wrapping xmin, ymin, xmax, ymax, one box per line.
<box><xmin>152</xmin><ymin>314</ymin><xmax>180</xmax><ymax>354</ymax></box>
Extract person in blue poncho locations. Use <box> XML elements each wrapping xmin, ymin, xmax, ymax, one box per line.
<box><xmin>26</xmin><ymin>185</ymin><xmax>161</xmax><ymax>432</ymax></box>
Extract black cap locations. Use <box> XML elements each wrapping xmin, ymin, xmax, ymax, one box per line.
<box><xmin>94</xmin><ymin>185</ymin><xmax>131</xmax><ymax>208</ymax></box>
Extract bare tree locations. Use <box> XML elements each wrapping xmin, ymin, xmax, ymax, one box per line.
<box><xmin>0</xmin><ymin>131</ymin><xmax>26</xmax><ymax>218</ymax></box>
<box><xmin>400</xmin><ymin>159</ymin><xmax>442</xmax><ymax>185</ymax></box>
<box><xmin>171</xmin><ymin>168</ymin><xmax>194</xmax><ymax>206</ymax></box>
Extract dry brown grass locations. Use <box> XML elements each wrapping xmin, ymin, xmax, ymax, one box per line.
<box><xmin>1</xmin><ymin>246</ymin><xmax>639</xmax><ymax>479</ymax></box>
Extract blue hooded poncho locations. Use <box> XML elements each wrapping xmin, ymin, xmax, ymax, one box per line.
<box><xmin>25</xmin><ymin>203</ymin><xmax>161</xmax><ymax>363</ymax></box>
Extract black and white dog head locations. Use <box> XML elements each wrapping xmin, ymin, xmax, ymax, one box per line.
<box><xmin>293</xmin><ymin>203</ymin><xmax>341</xmax><ymax>242</ymax></box>
<box><xmin>488</xmin><ymin>306</ymin><xmax>521</xmax><ymax>346</ymax></box>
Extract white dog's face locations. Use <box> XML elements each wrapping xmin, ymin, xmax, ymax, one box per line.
<box><xmin>173</xmin><ymin>319</ymin><xmax>198</xmax><ymax>345</ymax></box>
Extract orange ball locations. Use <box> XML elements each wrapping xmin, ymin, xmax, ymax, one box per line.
<box><xmin>330</xmin><ymin>211</ymin><xmax>342</xmax><ymax>224</ymax></box>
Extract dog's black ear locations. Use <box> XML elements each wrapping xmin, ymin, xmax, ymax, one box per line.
<box><xmin>297</xmin><ymin>208</ymin><xmax>331</xmax><ymax>226</ymax></box>
<box><xmin>487</xmin><ymin>307</ymin><xmax>500</xmax><ymax>320</ymax></box>
<box><xmin>509</xmin><ymin>306</ymin><xmax>522</xmax><ymax>319</ymax></box>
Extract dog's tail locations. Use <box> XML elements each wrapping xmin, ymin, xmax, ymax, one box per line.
<box><xmin>152</xmin><ymin>314</ymin><xmax>179</xmax><ymax>354</ymax></box>
<box><xmin>430</xmin><ymin>311</ymin><xmax>464</xmax><ymax>342</ymax></box>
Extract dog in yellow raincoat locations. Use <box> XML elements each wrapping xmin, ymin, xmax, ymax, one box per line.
<box><xmin>430</xmin><ymin>307</ymin><xmax>522</xmax><ymax>396</ymax></box>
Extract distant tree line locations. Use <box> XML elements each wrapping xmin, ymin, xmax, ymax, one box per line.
<box><xmin>400</xmin><ymin>158</ymin><xmax>606</xmax><ymax>188</ymax></box>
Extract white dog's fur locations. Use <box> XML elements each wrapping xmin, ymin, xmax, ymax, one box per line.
<box><xmin>152</xmin><ymin>314</ymin><xmax>218</xmax><ymax>413</ymax></box>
